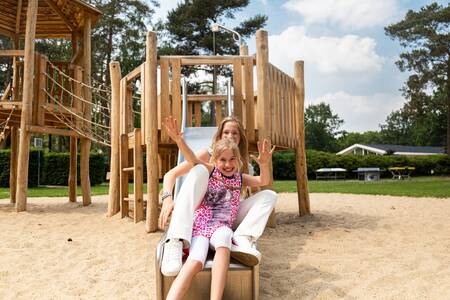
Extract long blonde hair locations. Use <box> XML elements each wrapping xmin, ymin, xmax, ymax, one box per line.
<box><xmin>212</xmin><ymin>116</ymin><xmax>249</xmax><ymax>175</ymax></box>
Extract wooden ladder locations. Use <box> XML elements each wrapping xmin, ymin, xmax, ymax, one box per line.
<box><xmin>120</xmin><ymin>128</ymin><xmax>144</xmax><ymax>222</ymax></box>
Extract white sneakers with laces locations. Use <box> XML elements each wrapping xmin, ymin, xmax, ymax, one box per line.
<box><xmin>230</xmin><ymin>235</ymin><xmax>261</xmax><ymax>266</ymax></box>
<box><xmin>161</xmin><ymin>239</ymin><xmax>183</xmax><ymax>276</ymax></box>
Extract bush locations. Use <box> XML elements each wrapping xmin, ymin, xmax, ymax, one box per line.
<box><xmin>0</xmin><ymin>149</ymin><xmax>107</xmax><ymax>187</ymax></box>
<box><xmin>271</xmin><ymin>150</ymin><xmax>450</xmax><ymax>180</ymax></box>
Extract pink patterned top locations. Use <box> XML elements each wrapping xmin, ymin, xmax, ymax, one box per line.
<box><xmin>192</xmin><ymin>167</ymin><xmax>242</xmax><ymax>238</ymax></box>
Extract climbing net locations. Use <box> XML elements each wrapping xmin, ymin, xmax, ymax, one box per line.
<box><xmin>0</xmin><ymin>105</ymin><xmax>15</xmax><ymax>142</ymax></box>
<box><xmin>41</xmin><ymin>61</ymin><xmax>113</xmax><ymax>146</ymax></box>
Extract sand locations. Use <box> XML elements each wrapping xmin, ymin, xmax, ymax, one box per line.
<box><xmin>1</xmin><ymin>193</ymin><xmax>450</xmax><ymax>299</ymax></box>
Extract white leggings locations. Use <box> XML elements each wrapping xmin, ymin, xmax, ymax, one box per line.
<box><xmin>167</xmin><ymin>164</ymin><xmax>277</xmax><ymax>247</ymax></box>
<box><xmin>187</xmin><ymin>226</ymin><xmax>233</xmax><ymax>267</ymax></box>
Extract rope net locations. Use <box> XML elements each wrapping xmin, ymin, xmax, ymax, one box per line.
<box><xmin>41</xmin><ymin>61</ymin><xmax>112</xmax><ymax>146</ymax></box>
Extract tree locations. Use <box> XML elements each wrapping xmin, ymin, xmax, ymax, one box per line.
<box><xmin>305</xmin><ymin>103</ymin><xmax>344</xmax><ymax>152</ymax></box>
<box><xmin>380</xmin><ymin>88</ymin><xmax>447</xmax><ymax>146</ymax></box>
<box><xmin>385</xmin><ymin>3</ymin><xmax>450</xmax><ymax>153</ymax></box>
<box><xmin>89</xmin><ymin>0</ymin><xmax>158</xmax><ymax>84</ymax></box>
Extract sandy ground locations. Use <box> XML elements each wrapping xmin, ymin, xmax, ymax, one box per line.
<box><xmin>1</xmin><ymin>193</ymin><xmax>450</xmax><ymax>299</ymax></box>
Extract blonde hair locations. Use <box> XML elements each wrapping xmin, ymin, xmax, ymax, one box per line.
<box><xmin>210</xmin><ymin>139</ymin><xmax>243</xmax><ymax>172</ymax></box>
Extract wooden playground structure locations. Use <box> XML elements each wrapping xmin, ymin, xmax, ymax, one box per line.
<box><xmin>107</xmin><ymin>30</ymin><xmax>310</xmax><ymax>233</ymax></box>
<box><xmin>0</xmin><ymin>1</ymin><xmax>310</xmax><ymax>231</ymax></box>
<box><xmin>0</xmin><ymin>0</ymin><xmax>102</xmax><ymax>210</ymax></box>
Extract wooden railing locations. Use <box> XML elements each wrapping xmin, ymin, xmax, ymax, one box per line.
<box><xmin>267</xmin><ymin>63</ymin><xmax>297</xmax><ymax>149</ymax></box>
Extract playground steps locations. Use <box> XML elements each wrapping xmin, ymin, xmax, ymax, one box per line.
<box><xmin>120</xmin><ymin>128</ymin><xmax>144</xmax><ymax>223</ymax></box>
<box><xmin>155</xmin><ymin>237</ymin><xmax>260</xmax><ymax>300</ymax></box>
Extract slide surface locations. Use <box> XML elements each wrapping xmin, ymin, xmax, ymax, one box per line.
<box><xmin>174</xmin><ymin>126</ymin><xmax>218</xmax><ymax>198</ymax></box>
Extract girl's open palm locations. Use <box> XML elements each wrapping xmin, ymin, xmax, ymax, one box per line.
<box><xmin>164</xmin><ymin>116</ymin><xmax>182</xmax><ymax>142</ymax></box>
<box><xmin>251</xmin><ymin>139</ymin><xmax>276</xmax><ymax>165</ymax></box>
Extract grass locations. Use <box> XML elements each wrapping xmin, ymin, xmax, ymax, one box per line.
<box><xmin>274</xmin><ymin>176</ymin><xmax>450</xmax><ymax>198</ymax></box>
<box><xmin>1</xmin><ymin>177</ymin><xmax>449</xmax><ymax>199</ymax></box>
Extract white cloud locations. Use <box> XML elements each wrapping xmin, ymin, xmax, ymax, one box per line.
<box><xmin>268</xmin><ymin>26</ymin><xmax>384</xmax><ymax>74</ymax></box>
<box><xmin>307</xmin><ymin>91</ymin><xmax>405</xmax><ymax>132</ymax></box>
<box><xmin>283</xmin><ymin>0</ymin><xmax>398</xmax><ymax>30</ymax></box>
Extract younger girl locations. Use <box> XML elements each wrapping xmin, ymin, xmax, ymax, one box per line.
<box><xmin>164</xmin><ymin>116</ymin><xmax>275</xmax><ymax>300</ymax></box>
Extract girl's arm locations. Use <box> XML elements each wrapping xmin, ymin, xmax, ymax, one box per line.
<box><xmin>242</xmin><ymin>139</ymin><xmax>276</xmax><ymax>187</ymax></box>
<box><xmin>164</xmin><ymin>117</ymin><xmax>214</xmax><ymax>172</ymax></box>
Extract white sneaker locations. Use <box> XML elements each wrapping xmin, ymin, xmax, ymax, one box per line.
<box><xmin>161</xmin><ymin>239</ymin><xmax>183</xmax><ymax>276</ymax></box>
<box><xmin>230</xmin><ymin>236</ymin><xmax>261</xmax><ymax>266</ymax></box>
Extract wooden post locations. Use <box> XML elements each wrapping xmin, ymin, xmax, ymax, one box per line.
<box><xmin>108</xmin><ymin>61</ymin><xmax>121</xmax><ymax>216</ymax></box>
<box><xmin>294</xmin><ymin>61</ymin><xmax>310</xmax><ymax>216</ymax></box>
<box><xmin>80</xmin><ymin>15</ymin><xmax>92</xmax><ymax>206</ymax></box>
<box><xmin>256</xmin><ymin>30</ymin><xmax>276</xmax><ymax>227</ymax></box>
<box><xmin>68</xmin><ymin>136</ymin><xmax>77</xmax><ymax>202</ymax></box>
<box><xmin>12</xmin><ymin>37</ymin><xmax>20</xmax><ymax>101</ymax></box>
<box><xmin>36</xmin><ymin>55</ymin><xmax>47</xmax><ymax>126</ymax></box>
<box><xmin>10</xmin><ymin>126</ymin><xmax>19</xmax><ymax>203</ymax></box>
<box><xmin>15</xmin><ymin>0</ymin><xmax>38</xmax><ymax>212</ymax></box>
<box><xmin>133</xmin><ymin>129</ymin><xmax>144</xmax><ymax>222</ymax></box>
<box><xmin>145</xmin><ymin>32</ymin><xmax>159</xmax><ymax>233</ymax></box>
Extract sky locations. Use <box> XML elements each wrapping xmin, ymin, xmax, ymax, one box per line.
<box><xmin>152</xmin><ymin>0</ymin><xmax>446</xmax><ymax>133</ymax></box>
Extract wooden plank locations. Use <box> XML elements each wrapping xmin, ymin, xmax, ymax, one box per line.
<box><xmin>0</xmin><ymin>50</ymin><xmax>25</xmax><ymax>56</ymax></box>
<box><xmin>120</xmin><ymin>78</ymin><xmax>127</xmax><ymax>134</ymax></box>
<box><xmin>68</xmin><ymin>136</ymin><xmax>77</xmax><ymax>202</ymax></box>
<box><xmin>27</xmin><ymin>125</ymin><xmax>80</xmax><ymax>137</ymax></box>
<box><xmin>125</xmin><ymin>63</ymin><xmax>143</xmax><ymax>82</ymax></box>
<box><xmin>215</xmin><ymin>101</ymin><xmax>223</xmax><ymax>125</ymax></box>
<box><xmin>15</xmin><ymin>0</ymin><xmax>23</xmax><ymax>33</ymax></box>
<box><xmin>140</xmin><ymin>63</ymin><xmax>146</xmax><ymax>143</ymax></box>
<box><xmin>244</xmin><ymin>57</ymin><xmax>255</xmax><ymax>142</ymax></box>
<box><xmin>44</xmin><ymin>0</ymin><xmax>75</xmax><ymax>31</ymax></box>
<box><xmin>187</xmin><ymin>102</ymin><xmax>193</xmax><ymax>127</ymax></box>
<box><xmin>120</xmin><ymin>133</ymin><xmax>129</xmax><ymax>218</ymax></box>
<box><xmin>15</xmin><ymin>0</ymin><xmax>38</xmax><ymax>212</ymax></box>
<box><xmin>1</xmin><ymin>83</ymin><xmax>11</xmax><ymax>101</ymax></box>
<box><xmin>160</xmin><ymin>57</ymin><xmax>170</xmax><ymax>143</ymax></box>
<box><xmin>232</xmin><ymin>58</ymin><xmax>243</xmax><ymax>120</ymax></box>
<box><xmin>9</xmin><ymin>127</ymin><xmax>18</xmax><ymax>204</ymax></box>
<box><xmin>134</xmin><ymin>129</ymin><xmax>144</xmax><ymax>222</ymax></box>
<box><xmin>170</xmin><ymin>58</ymin><xmax>182</xmax><ymax>131</ymax></box>
<box><xmin>187</xmin><ymin>94</ymin><xmax>227</xmax><ymax>102</ymax></box>
<box><xmin>194</xmin><ymin>102</ymin><xmax>201</xmax><ymax>127</ymax></box>
<box><xmin>36</xmin><ymin>55</ymin><xmax>47</xmax><ymax>126</ymax></box>
<box><xmin>159</xmin><ymin>55</ymin><xmax>254</xmax><ymax>66</ymax></box>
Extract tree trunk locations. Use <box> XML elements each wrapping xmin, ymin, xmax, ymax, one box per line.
<box><xmin>447</xmin><ymin>54</ymin><xmax>450</xmax><ymax>155</ymax></box>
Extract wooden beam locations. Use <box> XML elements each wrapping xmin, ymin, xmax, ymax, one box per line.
<box><xmin>15</xmin><ymin>0</ymin><xmax>23</xmax><ymax>33</ymax></box>
<box><xmin>108</xmin><ymin>61</ymin><xmax>121</xmax><ymax>217</ymax></box>
<box><xmin>44</xmin><ymin>0</ymin><xmax>75</xmax><ymax>31</ymax></box>
<box><xmin>9</xmin><ymin>127</ymin><xmax>18</xmax><ymax>203</ymax></box>
<box><xmin>124</xmin><ymin>63</ymin><xmax>143</xmax><ymax>82</ymax></box>
<box><xmin>27</xmin><ymin>125</ymin><xmax>81</xmax><ymax>137</ymax></box>
<box><xmin>68</xmin><ymin>137</ymin><xmax>77</xmax><ymax>202</ymax></box>
<box><xmin>294</xmin><ymin>61</ymin><xmax>310</xmax><ymax>216</ymax></box>
<box><xmin>145</xmin><ymin>31</ymin><xmax>159</xmax><ymax>233</ymax></box>
<box><xmin>159</xmin><ymin>55</ymin><xmax>256</xmax><ymax>66</ymax></box>
<box><xmin>186</xmin><ymin>94</ymin><xmax>227</xmax><ymax>102</ymax></box>
<box><xmin>15</xmin><ymin>0</ymin><xmax>38</xmax><ymax>212</ymax></box>
<box><xmin>0</xmin><ymin>50</ymin><xmax>25</xmax><ymax>56</ymax></box>
<box><xmin>80</xmin><ymin>14</ymin><xmax>92</xmax><ymax>206</ymax></box>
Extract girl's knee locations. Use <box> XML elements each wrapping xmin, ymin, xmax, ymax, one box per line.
<box><xmin>260</xmin><ymin>189</ymin><xmax>277</xmax><ymax>205</ymax></box>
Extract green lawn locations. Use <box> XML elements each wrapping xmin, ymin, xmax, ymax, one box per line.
<box><xmin>274</xmin><ymin>176</ymin><xmax>450</xmax><ymax>198</ymax></box>
<box><xmin>1</xmin><ymin>177</ymin><xmax>449</xmax><ymax>199</ymax></box>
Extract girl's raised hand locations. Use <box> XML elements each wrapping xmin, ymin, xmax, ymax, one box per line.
<box><xmin>250</xmin><ymin>139</ymin><xmax>276</xmax><ymax>165</ymax></box>
<box><xmin>164</xmin><ymin>116</ymin><xmax>182</xmax><ymax>142</ymax></box>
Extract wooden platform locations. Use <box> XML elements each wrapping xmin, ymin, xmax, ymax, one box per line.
<box><xmin>155</xmin><ymin>238</ymin><xmax>260</xmax><ymax>300</ymax></box>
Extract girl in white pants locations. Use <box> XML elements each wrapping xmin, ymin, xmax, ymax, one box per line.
<box><xmin>159</xmin><ymin>117</ymin><xmax>277</xmax><ymax>276</ymax></box>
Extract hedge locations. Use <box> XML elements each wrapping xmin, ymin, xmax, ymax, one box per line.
<box><xmin>272</xmin><ymin>150</ymin><xmax>450</xmax><ymax>180</ymax></box>
<box><xmin>0</xmin><ymin>149</ymin><xmax>107</xmax><ymax>187</ymax></box>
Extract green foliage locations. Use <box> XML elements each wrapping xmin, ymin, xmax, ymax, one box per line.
<box><xmin>384</xmin><ymin>3</ymin><xmax>450</xmax><ymax>150</ymax></box>
<box><xmin>271</xmin><ymin>150</ymin><xmax>450</xmax><ymax>180</ymax></box>
<box><xmin>305</xmin><ymin>102</ymin><xmax>343</xmax><ymax>152</ymax></box>
<box><xmin>0</xmin><ymin>150</ymin><xmax>107</xmax><ymax>187</ymax></box>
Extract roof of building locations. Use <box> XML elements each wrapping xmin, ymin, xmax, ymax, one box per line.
<box><xmin>337</xmin><ymin>143</ymin><xmax>445</xmax><ymax>155</ymax></box>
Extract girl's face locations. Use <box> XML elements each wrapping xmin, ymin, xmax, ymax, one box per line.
<box><xmin>221</xmin><ymin>121</ymin><xmax>241</xmax><ymax>145</ymax></box>
<box><xmin>216</xmin><ymin>148</ymin><xmax>239</xmax><ymax>177</ymax></box>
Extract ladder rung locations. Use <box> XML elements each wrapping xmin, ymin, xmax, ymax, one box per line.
<box><xmin>122</xmin><ymin>167</ymin><xmax>134</xmax><ymax>172</ymax></box>
<box><xmin>123</xmin><ymin>197</ymin><xmax>133</xmax><ymax>202</ymax></box>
